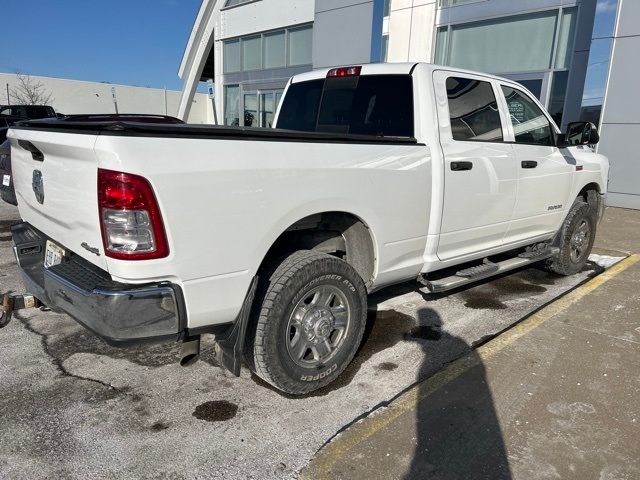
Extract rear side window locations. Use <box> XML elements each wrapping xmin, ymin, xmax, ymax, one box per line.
<box><xmin>446</xmin><ymin>77</ymin><xmax>503</xmax><ymax>142</ymax></box>
<box><xmin>277</xmin><ymin>75</ymin><xmax>414</xmax><ymax>138</ymax></box>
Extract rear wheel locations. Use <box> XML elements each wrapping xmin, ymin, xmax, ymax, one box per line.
<box><xmin>246</xmin><ymin>250</ymin><xmax>367</xmax><ymax>395</ymax></box>
<box><xmin>547</xmin><ymin>199</ymin><xmax>596</xmax><ymax>276</ymax></box>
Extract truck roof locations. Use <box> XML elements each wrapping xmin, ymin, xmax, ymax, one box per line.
<box><xmin>290</xmin><ymin>62</ymin><xmax>515</xmax><ymax>85</ymax></box>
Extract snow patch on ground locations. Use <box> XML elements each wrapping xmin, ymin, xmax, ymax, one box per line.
<box><xmin>589</xmin><ymin>254</ymin><xmax>625</xmax><ymax>269</ymax></box>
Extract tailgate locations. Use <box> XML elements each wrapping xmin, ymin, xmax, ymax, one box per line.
<box><xmin>8</xmin><ymin>128</ymin><xmax>108</xmax><ymax>271</ymax></box>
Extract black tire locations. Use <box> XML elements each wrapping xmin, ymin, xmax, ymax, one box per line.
<box><xmin>547</xmin><ymin>199</ymin><xmax>596</xmax><ymax>276</ymax></box>
<box><xmin>245</xmin><ymin>250</ymin><xmax>367</xmax><ymax>395</ymax></box>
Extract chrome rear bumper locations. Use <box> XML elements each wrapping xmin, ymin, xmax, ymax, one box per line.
<box><xmin>11</xmin><ymin>222</ymin><xmax>185</xmax><ymax>345</ymax></box>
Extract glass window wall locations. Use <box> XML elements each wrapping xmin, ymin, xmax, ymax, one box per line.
<box><xmin>447</xmin><ymin>11</ymin><xmax>557</xmax><ymax>73</ymax></box>
<box><xmin>263</xmin><ymin>30</ymin><xmax>286</xmax><ymax>69</ymax></box>
<box><xmin>555</xmin><ymin>8</ymin><xmax>578</xmax><ymax>69</ymax></box>
<box><xmin>580</xmin><ymin>0</ymin><xmax>619</xmax><ymax>127</ymax></box>
<box><xmin>288</xmin><ymin>26</ymin><xmax>313</xmax><ymax>66</ymax></box>
<box><xmin>223</xmin><ymin>24</ymin><xmax>313</xmax><ymax>74</ymax></box>
<box><xmin>224</xmin><ymin>85</ymin><xmax>240</xmax><ymax>126</ymax></box>
<box><xmin>223</xmin><ymin>40</ymin><xmax>240</xmax><ymax>74</ymax></box>
<box><xmin>242</xmin><ymin>35</ymin><xmax>261</xmax><ymax>71</ymax></box>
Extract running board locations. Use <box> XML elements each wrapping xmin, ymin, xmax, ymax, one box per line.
<box><xmin>420</xmin><ymin>247</ymin><xmax>560</xmax><ymax>294</ymax></box>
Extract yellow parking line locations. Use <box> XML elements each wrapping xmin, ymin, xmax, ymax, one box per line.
<box><xmin>304</xmin><ymin>254</ymin><xmax>640</xmax><ymax>480</ymax></box>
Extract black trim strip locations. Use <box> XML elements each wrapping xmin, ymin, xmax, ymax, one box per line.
<box><xmin>11</xmin><ymin>119</ymin><xmax>420</xmax><ymax>146</ymax></box>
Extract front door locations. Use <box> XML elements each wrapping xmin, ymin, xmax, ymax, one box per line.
<box><xmin>497</xmin><ymin>83</ymin><xmax>574</xmax><ymax>242</ymax></box>
<box><xmin>434</xmin><ymin>71</ymin><xmax>518</xmax><ymax>261</ymax></box>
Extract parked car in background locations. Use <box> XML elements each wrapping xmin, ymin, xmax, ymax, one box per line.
<box><xmin>1</xmin><ymin>106</ymin><xmax>57</xmax><ymax>205</ymax></box>
<box><xmin>6</xmin><ymin>63</ymin><xmax>608</xmax><ymax>395</ymax></box>
<box><xmin>0</xmin><ymin>105</ymin><xmax>57</xmax><ymax>120</ymax></box>
<box><xmin>0</xmin><ymin>140</ymin><xmax>14</xmax><ymax>205</ymax></box>
<box><xmin>1</xmin><ymin>113</ymin><xmax>184</xmax><ymax>205</ymax></box>
<box><xmin>1</xmin><ymin>105</ymin><xmax>57</xmax><ymax>144</ymax></box>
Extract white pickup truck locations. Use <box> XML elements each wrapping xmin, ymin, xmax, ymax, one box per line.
<box><xmin>6</xmin><ymin>63</ymin><xmax>608</xmax><ymax>394</ymax></box>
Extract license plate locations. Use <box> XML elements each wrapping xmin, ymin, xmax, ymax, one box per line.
<box><xmin>2</xmin><ymin>174</ymin><xmax>9</xmax><ymax>187</ymax></box>
<box><xmin>44</xmin><ymin>240</ymin><xmax>65</xmax><ymax>269</ymax></box>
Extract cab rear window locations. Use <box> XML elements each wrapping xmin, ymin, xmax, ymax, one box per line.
<box><xmin>277</xmin><ymin>75</ymin><xmax>414</xmax><ymax>138</ymax></box>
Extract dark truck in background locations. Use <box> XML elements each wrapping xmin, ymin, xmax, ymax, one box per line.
<box><xmin>1</xmin><ymin>105</ymin><xmax>58</xmax><ymax>205</ymax></box>
<box><xmin>1</xmin><ymin>113</ymin><xmax>184</xmax><ymax>205</ymax></box>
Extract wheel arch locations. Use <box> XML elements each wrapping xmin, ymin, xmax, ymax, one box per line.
<box><xmin>577</xmin><ymin>182</ymin><xmax>603</xmax><ymax>215</ymax></box>
<box><xmin>256</xmin><ymin>211</ymin><xmax>377</xmax><ymax>290</ymax></box>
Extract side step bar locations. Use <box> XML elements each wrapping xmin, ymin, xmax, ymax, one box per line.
<box><xmin>420</xmin><ymin>247</ymin><xmax>559</xmax><ymax>294</ymax></box>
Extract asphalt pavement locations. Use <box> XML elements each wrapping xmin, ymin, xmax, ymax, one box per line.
<box><xmin>0</xmin><ymin>201</ymin><xmax>630</xmax><ymax>479</ymax></box>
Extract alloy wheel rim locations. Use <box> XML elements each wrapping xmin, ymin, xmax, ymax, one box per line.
<box><xmin>570</xmin><ymin>219</ymin><xmax>591</xmax><ymax>263</ymax></box>
<box><xmin>285</xmin><ymin>285</ymin><xmax>351</xmax><ymax>368</ymax></box>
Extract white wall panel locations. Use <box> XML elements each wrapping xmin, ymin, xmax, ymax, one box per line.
<box><xmin>599</xmin><ymin>0</ymin><xmax>640</xmax><ymax>208</ymax></box>
<box><xmin>408</xmin><ymin>3</ymin><xmax>437</xmax><ymax>62</ymax></box>
<box><xmin>220</xmin><ymin>0</ymin><xmax>314</xmax><ymax>39</ymax></box>
<box><xmin>0</xmin><ymin>73</ymin><xmax>211</xmax><ymax>124</ymax></box>
<box><xmin>388</xmin><ymin>7</ymin><xmax>412</xmax><ymax>62</ymax></box>
<box><xmin>313</xmin><ymin>0</ymin><xmax>375</xmax><ymax>68</ymax></box>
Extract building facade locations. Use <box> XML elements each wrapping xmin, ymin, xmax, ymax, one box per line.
<box><xmin>180</xmin><ymin>0</ymin><xmax>635</xmax><ymax>208</ymax></box>
<box><xmin>179</xmin><ymin>0</ymin><xmax>385</xmax><ymax>127</ymax></box>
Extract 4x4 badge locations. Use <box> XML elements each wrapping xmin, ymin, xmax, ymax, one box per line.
<box><xmin>32</xmin><ymin>170</ymin><xmax>44</xmax><ymax>204</ymax></box>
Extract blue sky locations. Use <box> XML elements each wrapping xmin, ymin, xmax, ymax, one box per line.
<box><xmin>0</xmin><ymin>0</ymin><xmax>618</xmax><ymax>104</ymax></box>
<box><xmin>1</xmin><ymin>0</ymin><xmax>202</xmax><ymax>91</ymax></box>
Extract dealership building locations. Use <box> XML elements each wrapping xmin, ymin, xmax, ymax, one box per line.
<box><xmin>179</xmin><ymin>0</ymin><xmax>638</xmax><ymax>209</ymax></box>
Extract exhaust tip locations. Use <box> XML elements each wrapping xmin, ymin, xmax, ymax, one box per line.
<box><xmin>180</xmin><ymin>335</ymin><xmax>201</xmax><ymax>367</ymax></box>
<box><xmin>180</xmin><ymin>353</ymin><xmax>200</xmax><ymax>367</ymax></box>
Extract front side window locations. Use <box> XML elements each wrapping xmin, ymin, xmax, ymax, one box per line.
<box><xmin>501</xmin><ymin>86</ymin><xmax>554</xmax><ymax>146</ymax></box>
<box><xmin>446</xmin><ymin>77</ymin><xmax>503</xmax><ymax>142</ymax></box>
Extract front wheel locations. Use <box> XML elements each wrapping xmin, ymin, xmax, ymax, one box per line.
<box><xmin>246</xmin><ymin>250</ymin><xmax>367</xmax><ymax>395</ymax></box>
<box><xmin>547</xmin><ymin>199</ymin><xmax>596</xmax><ymax>276</ymax></box>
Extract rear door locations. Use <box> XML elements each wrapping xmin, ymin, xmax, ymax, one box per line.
<box><xmin>497</xmin><ymin>84</ymin><xmax>573</xmax><ymax>242</ymax></box>
<box><xmin>434</xmin><ymin>71</ymin><xmax>518</xmax><ymax>261</ymax></box>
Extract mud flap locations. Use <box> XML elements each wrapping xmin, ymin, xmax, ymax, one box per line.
<box><xmin>214</xmin><ymin>276</ymin><xmax>258</xmax><ymax>377</ymax></box>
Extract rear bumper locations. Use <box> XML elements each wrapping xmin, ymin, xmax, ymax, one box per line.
<box><xmin>11</xmin><ymin>222</ymin><xmax>185</xmax><ymax>345</ymax></box>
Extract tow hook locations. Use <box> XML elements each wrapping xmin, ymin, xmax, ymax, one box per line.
<box><xmin>0</xmin><ymin>293</ymin><xmax>43</xmax><ymax>328</ymax></box>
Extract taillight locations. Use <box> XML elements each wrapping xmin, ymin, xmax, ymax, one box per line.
<box><xmin>98</xmin><ymin>169</ymin><xmax>169</xmax><ymax>260</ymax></box>
<box><xmin>326</xmin><ymin>66</ymin><xmax>362</xmax><ymax>78</ymax></box>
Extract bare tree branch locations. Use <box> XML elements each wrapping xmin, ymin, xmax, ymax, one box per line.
<box><xmin>8</xmin><ymin>73</ymin><xmax>54</xmax><ymax>105</ymax></box>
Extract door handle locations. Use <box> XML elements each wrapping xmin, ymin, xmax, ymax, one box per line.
<box><xmin>450</xmin><ymin>161</ymin><xmax>473</xmax><ymax>171</ymax></box>
<box><xmin>521</xmin><ymin>160</ymin><xmax>538</xmax><ymax>169</ymax></box>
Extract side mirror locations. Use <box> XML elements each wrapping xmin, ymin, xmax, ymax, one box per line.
<box><xmin>562</xmin><ymin>122</ymin><xmax>600</xmax><ymax>146</ymax></box>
